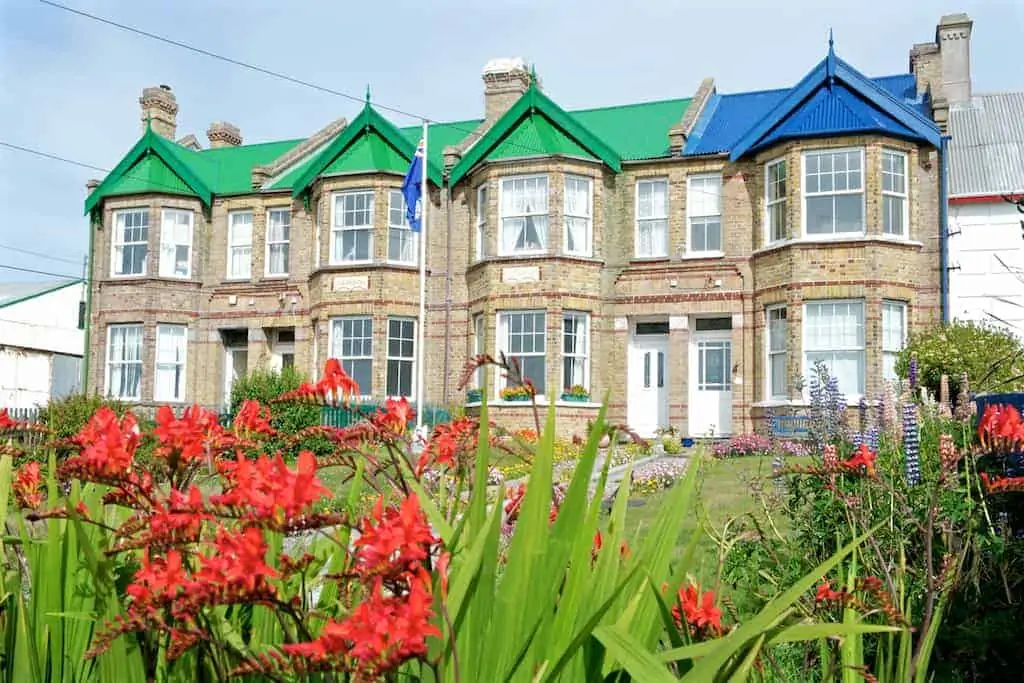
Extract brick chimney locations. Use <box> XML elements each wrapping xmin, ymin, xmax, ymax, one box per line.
<box><xmin>140</xmin><ymin>85</ymin><xmax>178</xmax><ymax>139</ymax></box>
<box><xmin>482</xmin><ymin>57</ymin><xmax>532</xmax><ymax>122</ymax></box>
<box><xmin>207</xmin><ymin>121</ymin><xmax>243</xmax><ymax>148</ymax></box>
<box><xmin>937</xmin><ymin>13</ymin><xmax>973</xmax><ymax>105</ymax></box>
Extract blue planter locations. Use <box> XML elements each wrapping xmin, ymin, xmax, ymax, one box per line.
<box><xmin>561</xmin><ymin>393</ymin><xmax>589</xmax><ymax>402</ymax></box>
<box><xmin>466</xmin><ymin>389</ymin><xmax>482</xmax><ymax>403</ymax></box>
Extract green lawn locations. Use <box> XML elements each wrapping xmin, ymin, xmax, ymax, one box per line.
<box><xmin>623</xmin><ymin>455</ymin><xmax>786</xmax><ymax>585</ymax></box>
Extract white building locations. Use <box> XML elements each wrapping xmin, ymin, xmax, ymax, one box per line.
<box><xmin>0</xmin><ymin>280</ymin><xmax>86</xmax><ymax>411</ymax></box>
<box><xmin>948</xmin><ymin>86</ymin><xmax>1024</xmax><ymax>333</ymax></box>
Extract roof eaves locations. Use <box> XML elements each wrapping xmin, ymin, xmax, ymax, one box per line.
<box><xmin>449</xmin><ymin>85</ymin><xmax>622</xmax><ymax>187</ymax></box>
<box><xmin>0</xmin><ymin>279</ymin><xmax>83</xmax><ymax>309</ymax></box>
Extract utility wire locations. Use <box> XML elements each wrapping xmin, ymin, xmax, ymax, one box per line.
<box><xmin>0</xmin><ymin>243</ymin><xmax>83</xmax><ymax>266</ymax></box>
<box><xmin>0</xmin><ymin>263</ymin><xmax>81</xmax><ymax>280</ymax></box>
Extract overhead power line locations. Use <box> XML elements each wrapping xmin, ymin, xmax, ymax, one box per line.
<box><xmin>0</xmin><ymin>263</ymin><xmax>81</xmax><ymax>280</ymax></box>
<box><xmin>0</xmin><ymin>243</ymin><xmax>83</xmax><ymax>266</ymax></box>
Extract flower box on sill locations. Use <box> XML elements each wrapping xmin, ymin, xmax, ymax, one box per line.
<box><xmin>500</xmin><ymin>385</ymin><xmax>533</xmax><ymax>402</ymax></box>
<box><xmin>560</xmin><ymin>393</ymin><xmax>590</xmax><ymax>403</ymax></box>
<box><xmin>561</xmin><ymin>385</ymin><xmax>590</xmax><ymax>403</ymax></box>
<box><xmin>465</xmin><ymin>389</ymin><xmax>482</xmax><ymax>403</ymax></box>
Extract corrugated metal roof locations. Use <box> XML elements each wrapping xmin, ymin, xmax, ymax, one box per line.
<box><xmin>685</xmin><ymin>73</ymin><xmax>929</xmax><ymax>156</ymax></box>
<box><xmin>949</xmin><ymin>92</ymin><xmax>1024</xmax><ymax>197</ymax></box>
<box><xmin>0</xmin><ymin>280</ymin><xmax>82</xmax><ymax>308</ymax></box>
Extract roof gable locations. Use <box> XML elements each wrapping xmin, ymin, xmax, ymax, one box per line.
<box><xmin>449</xmin><ymin>83</ymin><xmax>623</xmax><ymax>187</ymax></box>
<box><xmin>84</xmin><ymin>124</ymin><xmax>214</xmax><ymax>216</ymax></box>
<box><xmin>290</xmin><ymin>103</ymin><xmax>442</xmax><ymax>199</ymax></box>
<box><xmin>724</xmin><ymin>45</ymin><xmax>940</xmax><ymax>161</ymax></box>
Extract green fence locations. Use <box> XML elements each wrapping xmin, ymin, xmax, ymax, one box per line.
<box><xmin>219</xmin><ymin>402</ymin><xmax>452</xmax><ymax>431</ymax></box>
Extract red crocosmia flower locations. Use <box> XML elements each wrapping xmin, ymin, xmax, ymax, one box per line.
<box><xmin>374</xmin><ymin>397</ymin><xmax>412</xmax><ymax>436</ymax></box>
<box><xmin>127</xmin><ymin>549</ymin><xmax>191</xmax><ymax>605</ymax></box>
<box><xmin>980</xmin><ymin>472</ymin><xmax>1024</xmax><ymax>494</ymax></box>
<box><xmin>211</xmin><ymin>451</ymin><xmax>328</xmax><ymax>524</ymax></box>
<box><xmin>196</xmin><ymin>526</ymin><xmax>278</xmax><ymax>596</ymax></box>
<box><xmin>233</xmin><ymin>400</ymin><xmax>275</xmax><ymax>437</ymax></box>
<box><xmin>0</xmin><ymin>408</ymin><xmax>15</xmax><ymax>431</ymax></box>
<box><xmin>62</xmin><ymin>407</ymin><xmax>140</xmax><ymax>481</ymax></box>
<box><xmin>154</xmin><ymin>404</ymin><xmax>229</xmax><ymax>466</ymax></box>
<box><xmin>840</xmin><ymin>444</ymin><xmax>878</xmax><ymax>477</ymax></box>
<box><xmin>13</xmin><ymin>461</ymin><xmax>43</xmax><ymax>509</ymax></box>
<box><xmin>276</xmin><ymin>359</ymin><xmax>359</xmax><ymax>406</ymax></box>
<box><xmin>436</xmin><ymin>551</ymin><xmax>451</xmax><ymax>598</ymax></box>
<box><xmin>352</xmin><ymin>494</ymin><xmax>438</xmax><ymax>579</ymax></box>
<box><xmin>815</xmin><ymin>581</ymin><xmax>845</xmax><ymax>603</ymax></box>
<box><xmin>416</xmin><ymin>417</ymin><xmax>478</xmax><ymax>476</ymax></box>
<box><xmin>673</xmin><ymin>582</ymin><xmax>723</xmax><ymax>636</ymax></box>
<box><xmin>979</xmin><ymin>404</ymin><xmax>1024</xmax><ymax>452</ymax></box>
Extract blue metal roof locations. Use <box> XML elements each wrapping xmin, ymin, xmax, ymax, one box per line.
<box><xmin>683</xmin><ymin>55</ymin><xmax>938</xmax><ymax>158</ymax></box>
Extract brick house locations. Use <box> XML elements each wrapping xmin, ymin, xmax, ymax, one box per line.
<box><xmin>83</xmin><ymin>19</ymin><xmax>964</xmax><ymax>437</ymax></box>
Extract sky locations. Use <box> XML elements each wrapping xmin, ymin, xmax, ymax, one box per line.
<box><xmin>1</xmin><ymin>0</ymin><xmax>1022</xmax><ymax>285</ymax></box>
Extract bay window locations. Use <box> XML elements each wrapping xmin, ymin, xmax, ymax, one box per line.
<box><xmin>331</xmin><ymin>316</ymin><xmax>372</xmax><ymax>396</ymax></box>
<box><xmin>803</xmin><ymin>300</ymin><xmax>865</xmax><ymax>397</ymax></box>
<box><xmin>499</xmin><ymin>176</ymin><xmax>548</xmax><ymax>254</ymax></box>
<box><xmin>882</xmin><ymin>300</ymin><xmax>907</xmax><ymax>382</ymax></box>
<box><xmin>332</xmin><ymin>191</ymin><xmax>374</xmax><ymax>263</ymax></box>
<box><xmin>105</xmin><ymin>324</ymin><xmax>143</xmax><ymax>400</ymax></box>
<box><xmin>767</xmin><ymin>305</ymin><xmax>788</xmax><ymax>399</ymax></box>
<box><xmin>386</xmin><ymin>317</ymin><xmax>415</xmax><ymax>398</ymax></box>
<box><xmin>562</xmin><ymin>311</ymin><xmax>589</xmax><ymax>393</ymax></box>
<box><xmin>154</xmin><ymin>324</ymin><xmax>187</xmax><ymax>402</ymax></box>
<box><xmin>387</xmin><ymin>190</ymin><xmax>416</xmax><ymax>264</ymax></box>
<box><xmin>882</xmin><ymin>150</ymin><xmax>909</xmax><ymax>237</ymax></box>
<box><xmin>475</xmin><ymin>184</ymin><xmax>488</xmax><ymax>260</ymax></box>
<box><xmin>803</xmin><ymin>149</ymin><xmax>864</xmax><ymax>236</ymax></box>
<box><xmin>687</xmin><ymin>173</ymin><xmax>723</xmax><ymax>254</ymax></box>
<box><xmin>765</xmin><ymin>158</ymin><xmax>787</xmax><ymax>243</ymax></box>
<box><xmin>499</xmin><ymin>311</ymin><xmax>546</xmax><ymax>395</ymax></box>
<box><xmin>636</xmin><ymin>178</ymin><xmax>668</xmax><ymax>257</ymax></box>
<box><xmin>563</xmin><ymin>175</ymin><xmax>592</xmax><ymax>256</ymax></box>
<box><xmin>112</xmin><ymin>208</ymin><xmax>149</xmax><ymax>277</ymax></box>
<box><xmin>159</xmin><ymin>209</ymin><xmax>193</xmax><ymax>278</ymax></box>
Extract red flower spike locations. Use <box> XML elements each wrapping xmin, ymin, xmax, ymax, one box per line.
<box><xmin>13</xmin><ymin>461</ymin><xmax>44</xmax><ymax>509</ymax></box>
<box><xmin>233</xmin><ymin>399</ymin><xmax>276</xmax><ymax>438</ymax></box>
<box><xmin>672</xmin><ymin>582</ymin><xmax>723</xmax><ymax>637</ymax></box>
<box><xmin>61</xmin><ymin>407</ymin><xmax>140</xmax><ymax>482</ymax></box>
<box><xmin>840</xmin><ymin>444</ymin><xmax>878</xmax><ymax>477</ymax></box>
<box><xmin>276</xmin><ymin>359</ymin><xmax>359</xmax><ymax>407</ymax></box>
<box><xmin>352</xmin><ymin>494</ymin><xmax>438</xmax><ymax>580</ymax></box>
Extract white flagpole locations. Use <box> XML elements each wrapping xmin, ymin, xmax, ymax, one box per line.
<box><xmin>415</xmin><ymin>121</ymin><xmax>429</xmax><ymax>431</ymax></box>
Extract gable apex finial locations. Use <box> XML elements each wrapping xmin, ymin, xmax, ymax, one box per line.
<box><xmin>828</xmin><ymin>27</ymin><xmax>834</xmax><ymax>52</ymax></box>
<box><xmin>365</xmin><ymin>84</ymin><xmax>371</xmax><ymax>104</ymax></box>
<box><xmin>826</xmin><ymin>28</ymin><xmax>837</xmax><ymax>88</ymax></box>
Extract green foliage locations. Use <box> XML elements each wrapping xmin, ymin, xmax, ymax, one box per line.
<box><xmin>228</xmin><ymin>366</ymin><xmax>332</xmax><ymax>457</ymax></box>
<box><xmin>895</xmin><ymin>320</ymin><xmax>1024</xmax><ymax>398</ymax></box>
<box><xmin>36</xmin><ymin>393</ymin><xmax>130</xmax><ymax>442</ymax></box>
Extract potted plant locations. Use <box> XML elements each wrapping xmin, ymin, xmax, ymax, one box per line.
<box><xmin>500</xmin><ymin>384</ymin><xmax>533</xmax><ymax>402</ymax></box>
<box><xmin>561</xmin><ymin>384</ymin><xmax>590</xmax><ymax>402</ymax></box>
<box><xmin>466</xmin><ymin>388</ymin><xmax>482</xmax><ymax>403</ymax></box>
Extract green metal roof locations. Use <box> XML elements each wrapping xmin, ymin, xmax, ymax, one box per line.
<box><xmin>0</xmin><ymin>279</ymin><xmax>84</xmax><ymax>309</ymax></box>
<box><xmin>84</xmin><ymin>89</ymin><xmax>692</xmax><ymax>213</ymax></box>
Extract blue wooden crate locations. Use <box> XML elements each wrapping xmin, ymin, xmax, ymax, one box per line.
<box><xmin>769</xmin><ymin>414</ymin><xmax>810</xmax><ymax>440</ymax></box>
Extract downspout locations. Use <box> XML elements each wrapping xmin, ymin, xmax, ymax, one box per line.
<box><xmin>441</xmin><ymin>181</ymin><xmax>453</xmax><ymax>404</ymax></box>
<box><xmin>81</xmin><ymin>215</ymin><xmax>96</xmax><ymax>393</ymax></box>
<box><xmin>939</xmin><ymin>135</ymin><xmax>952</xmax><ymax>323</ymax></box>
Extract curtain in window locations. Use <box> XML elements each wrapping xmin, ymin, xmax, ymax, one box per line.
<box><xmin>805</xmin><ymin>302</ymin><xmax>864</xmax><ymax>395</ymax></box>
<box><xmin>109</xmin><ymin>326</ymin><xmax>142</xmax><ymax>398</ymax></box>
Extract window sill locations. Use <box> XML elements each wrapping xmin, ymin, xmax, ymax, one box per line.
<box><xmin>754</xmin><ymin>397</ymin><xmax>880</xmax><ymax>409</ymax></box>
<box><xmin>385</xmin><ymin>261</ymin><xmax>418</xmax><ymax>269</ymax></box>
<box><xmin>465</xmin><ymin>399</ymin><xmax>603</xmax><ymax>409</ymax></box>
<box><xmin>630</xmin><ymin>255</ymin><xmax>671</xmax><ymax>264</ymax></box>
<box><xmin>754</xmin><ymin>235</ymin><xmax>924</xmax><ymax>256</ymax></box>
<box><xmin>262</xmin><ymin>274</ymin><xmax>290</xmax><ymax>280</ymax></box>
<box><xmin>680</xmin><ymin>251</ymin><xmax>725</xmax><ymax>260</ymax></box>
<box><xmin>468</xmin><ymin>254</ymin><xmax>604</xmax><ymax>268</ymax></box>
<box><xmin>102</xmin><ymin>276</ymin><xmax>200</xmax><ymax>286</ymax></box>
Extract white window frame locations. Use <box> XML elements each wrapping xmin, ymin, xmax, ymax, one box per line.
<box><xmin>498</xmin><ymin>175</ymin><xmax>549</xmax><ymax>256</ymax></box>
<box><xmin>802</xmin><ymin>299</ymin><xmax>866</xmax><ymax>400</ymax></box>
<box><xmin>111</xmin><ymin>208</ymin><xmax>150</xmax><ymax>277</ymax></box>
<box><xmin>329</xmin><ymin>316</ymin><xmax>373</xmax><ymax>398</ymax></box>
<box><xmin>159</xmin><ymin>209</ymin><xmax>193</xmax><ymax>279</ymax></box>
<box><xmin>105</xmin><ymin>323</ymin><xmax>143</xmax><ymax>400</ymax></box>
<box><xmin>766</xmin><ymin>305</ymin><xmax>788</xmax><ymax>400</ymax></box>
<box><xmin>385</xmin><ymin>317</ymin><xmax>416</xmax><ymax>398</ymax></box>
<box><xmin>562</xmin><ymin>311</ymin><xmax>590</xmax><ymax>394</ymax></box>
<box><xmin>882</xmin><ymin>300</ymin><xmax>908</xmax><ymax>383</ymax></box>
<box><xmin>765</xmin><ymin>158</ymin><xmax>787</xmax><ymax>244</ymax></box>
<box><xmin>497</xmin><ymin>310</ymin><xmax>547</xmax><ymax>398</ymax></box>
<box><xmin>475</xmin><ymin>183</ymin><xmax>488</xmax><ymax>261</ymax></box>
<box><xmin>387</xmin><ymin>189</ymin><xmax>417</xmax><ymax>265</ymax></box>
<box><xmin>635</xmin><ymin>178</ymin><xmax>669</xmax><ymax>258</ymax></box>
<box><xmin>154</xmin><ymin>324</ymin><xmax>188</xmax><ymax>402</ymax></box>
<box><xmin>473</xmin><ymin>313</ymin><xmax>484</xmax><ymax>391</ymax></box>
<box><xmin>563</xmin><ymin>175</ymin><xmax>593</xmax><ymax>257</ymax></box>
<box><xmin>881</xmin><ymin>149</ymin><xmax>910</xmax><ymax>238</ymax></box>
<box><xmin>687</xmin><ymin>173</ymin><xmax>723</xmax><ymax>255</ymax></box>
<box><xmin>265</xmin><ymin>208</ymin><xmax>291</xmax><ymax>277</ymax></box>
<box><xmin>801</xmin><ymin>148</ymin><xmax>866</xmax><ymax>238</ymax></box>
<box><xmin>331</xmin><ymin>190</ymin><xmax>375</xmax><ymax>264</ymax></box>
<box><xmin>226</xmin><ymin>210</ymin><xmax>253</xmax><ymax>280</ymax></box>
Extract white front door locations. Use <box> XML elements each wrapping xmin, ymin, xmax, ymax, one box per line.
<box><xmin>223</xmin><ymin>347</ymin><xmax>248</xmax><ymax>410</ymax></box>
<box><xmin>628</xmin><ymin>337</ymin><xmax>669</xmax><ymax>437</ymax></box>
<box><xmin>689</xmin><ymin>335</ymin><xmax>733</xmax><ymax>437</ymax></box>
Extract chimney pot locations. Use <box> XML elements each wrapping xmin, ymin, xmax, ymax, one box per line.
<box><xmin>139</xmin><ymin>84</ymin><xmax>178</xmax><ymax>139</ymax></box>
<box><xmin>481</xmin><ymin>57</ymin><xmax>532</xmax><ymax>122</ymax></box>
<box><xmin>936</xmin><ymin>13</ymin><xmax>973</xmax><ymax>105</ymax></box>
<box><xmin>207</xmin><ymin>121</ymin><xmax>243</xmax><ymax>148</ymax></box>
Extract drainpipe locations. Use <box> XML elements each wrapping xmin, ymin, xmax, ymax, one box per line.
<box><xmin>939</xmin><ymin>135</ymin><xmax>952</xmax><ymax>323</ymax></box>
<box><xmin>80</xmin><ymin>218</ymin><xmax>95</xmax><ymax>393</ymax></box>
<box><xmin>441</xmin><ymin>182</ymin><xmax>453</xmax><ymax>404</ymax></box>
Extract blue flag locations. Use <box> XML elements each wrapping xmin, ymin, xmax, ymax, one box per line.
<box><xmin>401</xmin><ymin>139</ymin><xmax>425</xmax><ymax>233</ymax></box>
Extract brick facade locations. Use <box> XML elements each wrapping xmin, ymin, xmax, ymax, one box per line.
<box><xmin>85</xmin><ymin>52</ymin><xmax>945</xmax><ymax>438</ymax></box>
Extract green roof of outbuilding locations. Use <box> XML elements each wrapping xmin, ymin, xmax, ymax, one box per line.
<box><xmin>84</xmin><ymin>89</ymin><xmax>692</xmax><ymax>213</ymax></box>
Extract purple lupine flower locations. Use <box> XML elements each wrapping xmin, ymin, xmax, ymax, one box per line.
<box><xmin>902</xmin><ymin>402</ymin><xmax>921</xmax><ymax>485</ymax></box>
<box><xmin>908</xmin><ymin>353</ymin><xmax>919</xmax><ymax>392</ymax></box>
<box><xmin>858</xmin><ymin>395</ymin><xmax>868</xmax><ymax>435</ymax></box>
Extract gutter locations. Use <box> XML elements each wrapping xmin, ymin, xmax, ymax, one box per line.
<box><xmin>939</xmin><ymin>134</ymin><xmax>951</xmax><ymax>324</ymax></box>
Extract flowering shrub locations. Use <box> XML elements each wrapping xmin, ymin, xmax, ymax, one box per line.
<box><xmin>499</xmin><ymin>384</ymin><xmax>532</xmax><ymax>401</ymax></box>
<box><xmin>630</xmin><ymin>459</ymin><xmax>688</xmax><ymax>496</ymax></box>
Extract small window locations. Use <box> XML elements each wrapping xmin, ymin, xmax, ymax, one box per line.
<box><xmin>882</xmin><ymin>300</ymin><xmax>907</xmax><ymax>382</ymax></box>
<box><xmin>475</xmin><ymin>184</ymin><xmax>488</xmax><ymax>260</ymax></box>
<box><xmin>331</xmin><ymin>317</ymin><xmax>372</xmax><ymax>395</ymax></box>
<box><xmin>112</xmin><ymin>209</ymin><xmax>149</xmax><ymax>277</ymax></box>
<box><xmin>695</xmin><ymin>317</ymin><xmax>732</xmax><ymax>332</ymax></box>
<box><xmin>155</xmin><ymin>324</ymin><xmax>188</xmax><ymax>402</ymax></box>
<box><xmin>634</xmin><ymin>321</ymin><xmax>669</xmax><ymax>336</ymax></box>
<box><xmin>687</xmin><ymin>173</ymin><xmax>723</xmax><ymax>254</ymax></box>
<box><xmin>277</xmin><ymin>329</ymin><xmax>296</xmax><ymax>344</ymax></box>
<box><xmin>332</xmin><ymin>191</ymin><xmax>374</xmax><ymax>263</ymax></box>
<box><xmin>803</xmin><ymin>149</ymin><xmax>865</xmax><ymax>236</ymax></box>
<box><xmin>881</xmin><ymin>150</ymin><xmax>909</xmax><ymax>238</ymax></box>
<box><xmin>159</xmin><ymin>209</ymin><xmax>193</xmax><ymax>278</ymax></box>
<box><xmin>498</xmin><ymin>311</ymin><xmax>547</xmax><ymax>394</ymax></box>
<box><xmin>386</xmin><ymin>317</ymin><xmax>416</xmax><ymax>398</ymax></box>
<box><xmin>767</xmin><ymin>306</ymin><xmax>788</xmax><ymax>399</ymax></box>
<box><xmin>499</xmin><ymin>176</ymin><xmax>548</xmax><ymax>254</ymax></box>
<box><xmin>388</xmin><ymin>189</ymin><xmax>416</xmax><ymax>264</ymax></box>
<box><xmin>564</xmin><ymin>175</ymin><xmax>592</xmax><ymax>256</ymax></box>
<box><xmin>765</xmin><ymin>158</ymin><xmax>787</xmax><ymax>243</ymax></box>
<box><xmin>635</xmin><ymin>179</ymin><xmax>668</xmax><ymax>257</ymax></box>
<box><xmin>266</xmin><ymin>208</ymin><xmax>291</xmax><ymax>276</ymax></box>
<box><xmin>227</xmin><ymin>210</ymin><xmax>253</xmax><ymax>279</ymax></box>
<box><xmin>562</xmin><ymin>311</ymin><xmax>590</xmax><ymax>392</ymax></box>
